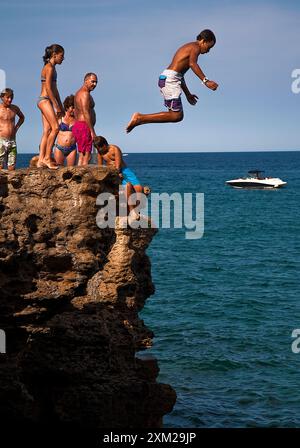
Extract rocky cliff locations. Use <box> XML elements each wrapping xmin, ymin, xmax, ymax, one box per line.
<box><xmin>0</xmin><ymin>166</ymin><xmax>176</xmax><ymax>438</ymax></box>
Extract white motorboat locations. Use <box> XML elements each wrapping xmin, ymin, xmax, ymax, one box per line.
<box><xmin>226</xmin><ymin>170</ymin><xmax>287</xmax><ymax>189</ymax></box>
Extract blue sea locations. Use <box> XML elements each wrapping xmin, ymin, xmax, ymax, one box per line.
<box><xmin>18</xmin><ymin>151</ymin><xmax>300</xmax><ymax>428</ymax></box>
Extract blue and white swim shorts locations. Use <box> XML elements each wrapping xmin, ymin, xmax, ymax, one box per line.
<box><xmin>158</xmin><ymin>69</ymin><xmax>183</xmax><ymax>112</ymax></box>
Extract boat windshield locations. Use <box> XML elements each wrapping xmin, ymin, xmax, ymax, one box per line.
<box><xmin>248</xmin><ymin>170</ymin><xmax>265</xmax><ymax>179</ymax></box>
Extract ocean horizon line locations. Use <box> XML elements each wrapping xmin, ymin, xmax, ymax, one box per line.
<box><xmin>17</xmin><ymin>149</ymin><xmax>300</xmax><ymax>156</ymax></box>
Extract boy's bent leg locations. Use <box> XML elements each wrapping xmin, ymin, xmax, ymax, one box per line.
<box><xmin>133</xmin><ymin>184</ymin><xmax>144</xmax><ymax>215</ymax></box>
<box><xmin>126</xmin><ymin>110</ymin><xmax>183</xmax><ymax>133</ymax></box>
<box><xmin>124</xmin><ymin>182</ymin><xmax>136</xmax><ymax>214</ymax></box>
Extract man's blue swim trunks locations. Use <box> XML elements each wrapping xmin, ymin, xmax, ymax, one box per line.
<box><xmin>121</xmin><ymin>167</ymin><xmax>141</xmax><ymax>186</ymax></box>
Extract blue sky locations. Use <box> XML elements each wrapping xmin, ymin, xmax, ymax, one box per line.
<box><xmin>1</xmin><ymin>0</ymin><xmax>300</xmax><ymax>152</ymax></box>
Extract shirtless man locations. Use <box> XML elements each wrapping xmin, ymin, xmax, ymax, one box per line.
<box><xmin>0</xmin><ymin>88</ymin><xmax>25</xmax><ymax>170</ymax></box>
<box><xmin>73</xmin><ymin>73</ymin><xmax>98</xmax><ymax>166</ymax></box>
<box><xmin>126</xmin><ymin>29</ymin><xmax>218</xmax><ymax>133</ymax></box>
<box><xmin>94</xmin><ymin>136</ymin><xmax>146</xmax><ymax>215</ymax></box>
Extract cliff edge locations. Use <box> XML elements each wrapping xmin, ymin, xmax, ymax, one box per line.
<box><xmin>0</xmin><ymin>166</ymin><xmax>176</xmax><ymax>435</ymax></box>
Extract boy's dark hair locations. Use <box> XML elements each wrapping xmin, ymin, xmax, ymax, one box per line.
<box><xmin>84</xmin><ymin>72</ymin><xmax>97</xmax><ymax>81</ymax></box>
<box><xmin>63</xmin><ymin>94</ymin><xmax>74</xmax><ymax>110</ymax></box>
<box><xmin>94</xmin><ymin>136</ymin><xmax>108</xmax><ymax>149</ymax></box>
<box><xmin>197</xmin><ymin>29</ymin><xmax>216</xmax><ymax>43</ymax></box>
<box><xmin>1</xmin><ymin>88</ymin><xmax>14</xmax><ymax>98</ymax></box>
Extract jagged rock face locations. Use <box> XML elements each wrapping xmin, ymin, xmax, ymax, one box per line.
<box><xmin>0</xmin><ymin>166</ymin><xmax>176</xmax><ymax>432</ymax></box>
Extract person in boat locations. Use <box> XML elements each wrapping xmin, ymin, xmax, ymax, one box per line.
<box><xmin>37</xmin><ymin>44</ymin><xmax>65</xmax><ymax>170</ymax></box>
<box><xmin>54</xmin><ymin>95</ymin><xmax>77</xmax><ymax>166</ymax></box>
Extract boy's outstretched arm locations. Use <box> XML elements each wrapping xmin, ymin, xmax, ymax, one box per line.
<box><xmin>181</xmin><ymin>78</ymin><xmax>198</xmax><ymax>105</ymax></box>
<box><xmin>189</xmin><ymin>47</ymin><xmax>218</xmax><ymax>91</ymax></box>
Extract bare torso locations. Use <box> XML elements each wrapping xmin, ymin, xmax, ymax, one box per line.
<box><xmin>75</xmin><ymin>87</ymin><xmax>96</xmax><ymax>125</ymax></box>
<box><xmin>0</xmin><ymin>105</ymin><xmax>17</xmax><ymax>139</ymax></box>
<box><xmin>102</xmin><ymin>145</ymin><xmax>126</xmax><ymax>169</ymax></box>
<box><xmin>56</xmin><ymin>116</ymin><xmax>76</xmax><ymax>147</ymax></box>
<box><xmin>167</xmin><ymin>42</ymin><xmax>201</xmax><ymax>74</ymax></box>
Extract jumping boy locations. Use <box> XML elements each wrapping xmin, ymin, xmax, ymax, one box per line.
<box><xmin>126</xmin><ymin>29</ymin><xmax>218</xmax><ymax>133</ymax></box>
<box><xmin>0</xmin><ymin>88</ymin><xmax>25</xmax><ymax>170</ymax></box>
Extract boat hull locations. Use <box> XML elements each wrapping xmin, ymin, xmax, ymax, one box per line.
<box><xmin>226</xmin><ymin>180</ymin><xmax>287</xmax><ymax>189</ymax></box>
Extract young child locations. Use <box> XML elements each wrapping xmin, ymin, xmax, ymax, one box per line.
<box><xmin>0</xmin><ymin>88</ymin><xmax>25</xmax><ymax>170</ymax></box>
<box><xmin>126</xmin><ymin>29</ymin><xmax>218</xmax><ymax>133</ymax></box>
<box><xmin>94</xmin><ymin>136</ymin><xmax>149</xmax><ymax>215</ymax></box>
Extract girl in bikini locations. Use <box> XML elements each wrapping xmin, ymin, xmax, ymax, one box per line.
<box><xmin>37</xmin><ymin>44</ymin><xmax>65</xmax><ymax>169</ymax></box>
<box><xmin>54</xmin><ymin>95</ymin><xmax>77</xmax><ymax>166</ymax></box>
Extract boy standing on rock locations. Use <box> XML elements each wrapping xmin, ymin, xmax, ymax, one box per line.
<box><xmin>0</xmin><ymin>88</ymin><xmax>24</xmax><ymax>170</ymax></box>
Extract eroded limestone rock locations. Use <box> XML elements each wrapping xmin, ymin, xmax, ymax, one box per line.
<box><xmin>0</xmin><ymin>166</ymin><xmax>176</xmax><ymax>433</ymax></box>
